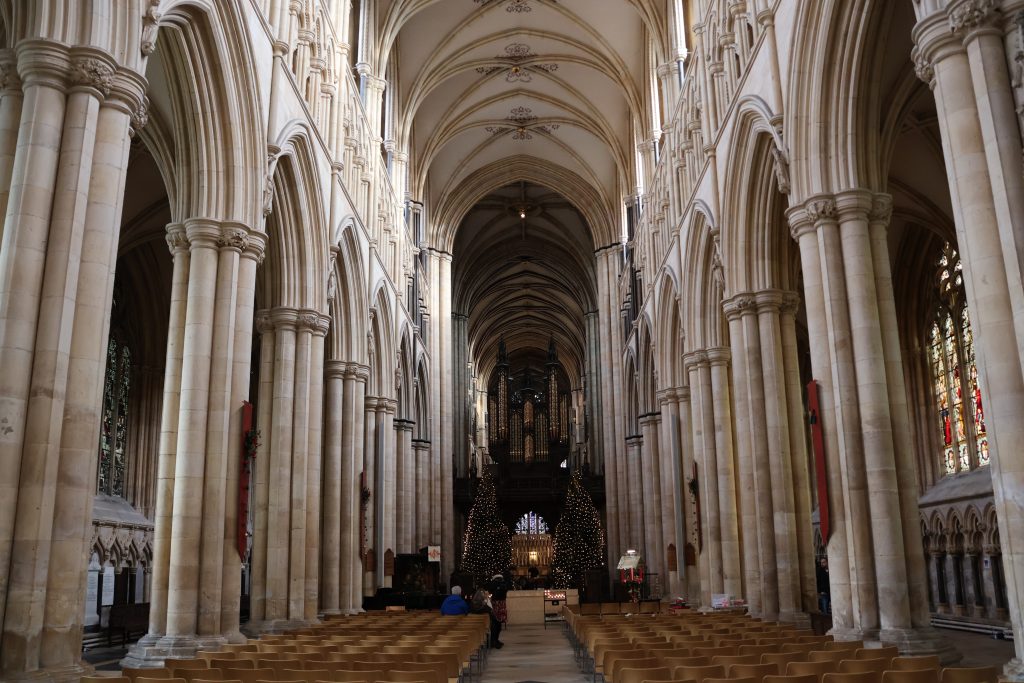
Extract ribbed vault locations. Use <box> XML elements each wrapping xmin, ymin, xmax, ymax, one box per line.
<box><xmin>453</xmin><ymin>182</ymin><xmax>596</xmax><ymax>388</ymax></box>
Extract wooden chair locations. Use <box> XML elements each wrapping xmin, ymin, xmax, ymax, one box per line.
<box><xmin>332</xmin><ymin>669</ymin><xmax>386</xmax><ymax>682</ymax></box>
<box><xmin>179</xmin><ymin>670</ymin><xmax>224</xmax><ymax>682</ymax></box>
<box><xmin>763</xmin><ymin>653</ymin><xmax>808</xmax><ymax>670</ymax></box>
<box><xmin>889</xmin><ymin>657</ymin><xmax>940</xmax><ymax>672</ymax></box>
<box><xmin>855</xmin><ymin>648</ymin><xmax>899</xmax><ymax>662</ymax></box>
<box><xmin>730</xmin><ymin>662</ymin><xmax>781</xmax><ymax>680</ymax></box>
<box><xmin>618</xmin><ymin>666</ymin><xmax>674</xmax><ymax>683</ymax></box>
<box><xmin>279</xmin><ymin>670</ymin><xmax>331</xmax><ymax>681</ymax></box>
<box><xmin>882</xmin><ymin>671</ymin><xmax>940</xmax><ymax>683</ymax></box>
<box><xmin>694</xmin><ymin>648</ymin><xmax>737</xmax><ymax>659</ymax></box>
<box><xmin>711</xmin><ymin>655</ymin><xmax>759</xmax><ymax>668</ymax></box>
<box><xmin>787</xmin><ymin>660</ymin><xmax>840</xmax><ymax>683</ymax></box>
<box><xmin>193</xmin><ymin>679</ymin><xmax>238</xmax><ymax>683</ymax></box>
<box><xmin>609</xmin><ymin>657</ymin><xmax>663</xmax><ymax>683</ymax></box>
<box><xmin>672</xmin><ymin>664</ymin><xmax>726</xmax><ymax>683</ymax></box>
<box><xmin>764</xmin><ymin>675</ymin><xmax>818</xmax><ymax>683</ymax></box>
<box><xmin>781</xmin><ymin>645</ymin><xmax>817</xmax><ymax>655</ymax></box>
<box><xmin>220</xmin><ymin>669</ymin><xmax>276</xmax><ymax>683</ymax></box>
<box><xmin>739</xmin><ymin>645</ymin><xmax>778</xmax><ymax>657</ymax></box>
<box><xmin>703</xmin><ymin>677</ymin><xmax>757</xmax><ymax>683</ymax></box>
<box><xmin>823</xmin><ymin>643</ymin><xmax>863</xmax><ymax>653</ymax></box>
<box><xmin>940</xmin><ymin>668</ymin><xmax>1000</xmax><ymax>683</ymax></box>
<box><xmin>821</xmin><ymin>672</ymin><xmax>882</xmax><ymax>683</ymax></box>
<box><xmin>808</xmin><ymin>651</ymin><xmax>848</xmax><ymax>664</ymax></box>
<box><xmin>82</xmin><ymin>677</ymin><xmax>131</xmax><ymax>683</ymax></box>
<box><xmin>839</xmin><ymin>659</ymin><xmax>890</xmax><ymax>674</ymax></box>
<box><xmin>137</xmin><ymin>678</ymin><xmax>186</xmax><ymax>683</ymax></box>
<box><xmin>167</xmin><ymin>660</ymin><xmax>210</xmax><ymax>672</ymax></box>
<box><xmin>213</xmin><ymin>659</ymin><xmax>253</xmax><ymax>670</ymax></box>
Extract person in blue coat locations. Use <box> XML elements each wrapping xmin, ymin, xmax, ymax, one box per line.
<box><xmin>440</xmin><ymin>585</ymin><xmax>470</xmax><ymax>615</ymax></box>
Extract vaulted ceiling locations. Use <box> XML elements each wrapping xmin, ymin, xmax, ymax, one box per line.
<box><xmin>380</xmin><ymin>0</ymin><xmax>666</xmax><ymax>385</ymax></box>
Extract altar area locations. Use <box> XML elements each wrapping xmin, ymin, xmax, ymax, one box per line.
<box><xmin>504</xmin><ymin>588</ymin><xmax>578</xmax><ymax>625</ymax></box>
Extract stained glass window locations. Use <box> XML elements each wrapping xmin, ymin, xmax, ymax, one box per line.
<box><xmin>929</xmin><ymin>243</ymin><xmax>988</xmax><ymax>475</ymax></box>
<box><xmin>98</xmin><ymin>337</ymin><xmax>131</xmax><ymax>497</ymax></box>
<box><xmin>514</xmin><ymin>512</ymin><xmax>549</xmax><ymax>535</ymax></box>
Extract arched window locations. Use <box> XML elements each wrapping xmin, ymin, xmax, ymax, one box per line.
<box><xmin>97</xmin><ymin>337</ymin><xmax>132</xmax><ymax>497</ymax></box>
<box><xmin>930</xmin><ymin>243</ymin><xmax>988</xmax><ymax>476</ymax></box>
<box><xmin>514</xmin><ymin>512</ymin><xmax>549</xmax><ymax>535</ymax></box>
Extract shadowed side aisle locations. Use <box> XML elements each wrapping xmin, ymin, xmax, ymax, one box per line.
<box><xmin>483</xmin><ymin>623</ymin><xmax>590</xmax><ymax>683</ymax></box>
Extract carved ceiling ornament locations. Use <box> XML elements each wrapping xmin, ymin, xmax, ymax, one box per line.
<box><xmin>474</xmin><ymin>0</ymin><xmax>550</xmax><ymax>12</ymax></box>
<box><xmin>485</xmin><ymin>105</ymin><xmax>560</xmax><ymax>140</ymax></box>
<box><xmin>475</xmin><ymin>43</ymin><xmax>559</xmax><ymax>82</ymax></box>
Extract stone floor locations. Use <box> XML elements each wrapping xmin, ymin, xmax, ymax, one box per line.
<box><xmin>478</xmin><ymin>623</ymin><xmax>1017</xmax><ymax>683</ymax></box>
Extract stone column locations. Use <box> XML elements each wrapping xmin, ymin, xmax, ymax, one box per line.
<box><xmin>394</xmin><ymin>419</ymin><xmax>412</xmax><ymax>553</ymax></box>
<box><xmin>624</xmin><ymin>435</ymin><xmax>643</xmax><ymax>552</ymax></box>
<box><xmin>756</xmin><ymin>290</ymin><xmax>802</xmax><ymax>623</ymax></box>
<box><xmin>676</xmin><ymin>387</ymin><xmax>701</xmax><ymax>601</ymax></box>
<box><xmin>247</xmin><ymin>313</ymin><xmax>275</xmax><ymax>626</ymax></box>
<box><xmin>657</xmin><ymin>392</ymin><xmax>683</xmax><ymax>598</ymax></box>
<box><xmin>321</xmin><ymin>361</ymin><xmax>345</xmax><ymax>614</ymax></box>
<box><xmin>915</xmin><ymin>6</ymin><xmax>1024</xmax><ymax>671</ymax></box>
<box><xmin>361</xmin><ymin>394</ymin><xmax>378</xmax><ymax>601</ymax></box>
<box><xmin>638</xmin><ymin>414</ymin><xmax>665</xmax><ymax>585</ymax></box>
<box><xmin>707</xmin><ymin>347</ymin><xmax>742</xmax><ymax>602</ymax></box>
<box><xmin>438</xmin><ymin>253</ymin><xmax>455</xmax><ymax>581</ymax></box>
<box><xmin>221</xmin><ymin>234</ymin><xmax>264</xmax><ymax>642</ymax></box>
<box><xmin>0</xmin><ymin>51</ymin><xmax>23</xmax><ymax>249</ymax></box>
<box><xmin>786</xmin><ymin>204</ymin><xmax>853</xmax><ymax>635</ymax></box>
<box><xmin>595</xmin><ymin>250</ymin><xmax>621</xmax><ymax>569</ymax></box>
<box><xmin>685</xmin><ymin>351</ymin><xmax>718</xmax><ymax>604</ymax></box>
<box><xmin>380</xmin><ymin>399</ymin><xmax>397</xmax><ymax>588</ymax></box>
<box><xmin>304</xmin><ymin>313</ymin><xmax>329</xmax><ymax>622</ymax></box>
<box><xmin>344</xmin><ymin>364</ymin><xmax>368</xmax><ymax>610</ymax></box>
<box><xmin>780</xmin><ymin>291</ymin><xmax>817</xmax><ymax>615</ymax></box>
<box><xmin>414</xmin><ymin>440</ymin><xmax>429</xmax><ymax>549</ymax></box>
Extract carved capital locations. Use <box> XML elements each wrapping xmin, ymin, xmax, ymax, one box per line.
<box><xmin>217</xmin><ymin>225</ymin><xmax>249</xmax><ymax>252</ymax></box>
<box><xmin>912</xmin><ymin>47</ymin><xmax>936</xmax><ymax>89</ymax></box>
<box><xmin>683</xmin><ymin>350</ymin><xmax>708</xmax><ymax>371</ymax></box>
<box><xmin>129</xmin><ymin>96</ymin><xmax>149</xmax><ymax>137</ymax></box>
<box><xmin>949</xmin><ymin>0</ymin><xmax>998</xmax><ymax>35</ymax></box>
<box><xmin>70</xmin><ymin>56</ymin><xmax>115</xmax><ymax>96</ymax></box>
<box><xmin>254</xmin><ymin>311</ymin><xmax>273</xmax><ymax>335</ymax></box>
<box><xmin>705</xmin><ymin>346</ymin><xmax>731</xmax><ymax>366</ymax></box>
<box><xmin>324</xmin><ymin>359</ymin><xmax>348</xmax><ymax>378</ymax></box>
<box><xmin>722</xmin><ymin>293</ymin><xmax>757</xmax><ymax>319</ymax></box>
<box><xmin>870</xmin><ymin>193</ymin><xmax>894</xmax><ymax>224</ymax></box>
<box><xmin>268</xmin><ymin>307</ymin><xmax>299</xmax><ymax>330</ymax></box>
<box><xmin>297</xmin><ymin>311</ymin><xmax>321</xmax><ymax>331</ymax></box>
<box><xmin>0</xmin><ymin>55</ymin><xmax>21</xmax><ymax>92</ymax></box>
<box><xmin>754</xmin><ymin>289</ymin><xmax>785</xmax><ymax>313</ymax></box>
<box><xmin>805</xmin><ymin>195</ymin><xmax>837</xmax><ymax>223</ymax></box>
<box><xmin>780</xmin><ymin>291</ymin><xmax>802</xmax><ymax>315</ymax></box>
<box><xmin>165</xmin><ymin>223</ymin><xmax>189</xmax><ymax>255</ymax></box>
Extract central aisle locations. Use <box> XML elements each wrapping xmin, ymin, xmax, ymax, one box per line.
<box><xmin>483</xmin><ymin>623</ymin><xmax>590</xmax><ymax>683</ymax></box>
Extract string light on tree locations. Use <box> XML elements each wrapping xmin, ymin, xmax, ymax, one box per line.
<box><xmin>460</xmin><ymin>466</ymin><xmax>513</xmax><ymax>583</ymax></box>
<box><xmin>551</xmin><ymin>468</ymin><xmax>605</xmax><ymax>589</ymax></box>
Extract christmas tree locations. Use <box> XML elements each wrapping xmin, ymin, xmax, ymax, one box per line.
<box><xmin>551</xmin><ymin>468</ymin><xmax>605</xmax><ymax>588</ymax></box>
<box><xmin>460</xmin><ymin>466</ymin><xmax>513</xmax><ymax>583</ymax></box>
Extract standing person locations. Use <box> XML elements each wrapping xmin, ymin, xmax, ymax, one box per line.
<box><xmin>816</xmin><ymin>557</ymin><xmax>831</xmax><ymax>614</ymax></box>
<box><xmin>471</xmin><ymin>587</ymin><xmax>503</xmax><ymax>648</ymax></box>
<box><xmin>441</xmin><ymin>585</ymin><xmax>470</xmax><ymax>615</ymax></box>
<box><xmin>489</xmin><ymin>573</ymin><xmax>509</xmax><ymax>630</ymax></box>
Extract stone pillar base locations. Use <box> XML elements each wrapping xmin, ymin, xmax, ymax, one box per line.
<box><xmin>829</xmin><ymin>626</ymin><xmax>881</xmax><ymax>643</ymax></box>
<box><xmin>1002</xmin><ymin>657</ymin><xmax>1024</xmax><ymax>682</ymax></box>
<box><xmin>876</xmin><ymin>627</ymin><xmax>960</xmax><ymax>665</ymax></box>
<box><xmin>2</xmin><ymin>660</ymin><xmax>94</xmax><ymax>682</ymax></box>
<box><xmin>778</xmin><ymin>610</ymin><xmax>812</xmax><ymax>630</ymax></box>
<box><xmin>121</xmin><ymin>632</ymin><xmax>225</xmax><ymax>668</ymax></box>
<box><xmin>240</xmin><ymin>619</ymin><xmax>308</xmax><ymax>637</ymax></box>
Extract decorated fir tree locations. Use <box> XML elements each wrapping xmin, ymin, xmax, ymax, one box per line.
<box><xmin>551</xmin><ymin>468</ymin><xmax>605</xmax><ymax>588</ymax></box>
<box><xmin>460</xmin><ymin>466</ymin><xmax>513</xmax><ymax>583</ymax></box>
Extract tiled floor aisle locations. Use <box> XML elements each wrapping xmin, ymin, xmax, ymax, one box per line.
<box><xmin>482</xmin><ymin>623</ymin><xmax>590</xmax><ymax>683</ymax></box>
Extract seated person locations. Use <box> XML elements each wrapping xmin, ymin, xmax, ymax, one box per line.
<box><xmin>440</xmin><ymin>585</ymin><xmax>470</xmax><ymax>615</ymax></box>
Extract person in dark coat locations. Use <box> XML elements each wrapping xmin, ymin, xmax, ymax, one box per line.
<box><xmin>816</xmin><ymin>557</ymin><xmax>831</xmax><ymax>614</ymax></box>
<box><xmin>489</xmin><ymin>573</ymin><xmax>508</xmax><ymax>628</ymax></box>
<box><xmin>470</xmin><ymin>587</ymin><xmax>502</xmax><ymax>648</ymax></box>
<box><xmin>440</xmin><ymin>585</ymin><xmax>470</xmax><ymax>615</ymax></box>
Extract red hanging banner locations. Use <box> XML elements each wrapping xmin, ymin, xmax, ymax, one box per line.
<box><xmin>238</xmin><ymin>400</ymin><xmax>255</xmax><ymax>561</ymax></box>
<box><xmin>806</xmin><ymin>381</ymin><xmax>830</xmax><ymax>544</ymax></box>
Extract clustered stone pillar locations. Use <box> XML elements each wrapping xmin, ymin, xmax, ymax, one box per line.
<box><xmin>0</xmin><ymin>40</ymin><xmax>146</xmax><ymax>680</ymax></box>
<box><xmin>414</xmin><ymin>440</ymin><xmax>430</xmax><ymax>549</ymax></box>
<box><xmin>243</xmin><ymin>307</ymin><xmax>329</xmax><ymax>635</ymax></box>
<box><xmin>638</xmin><ymin>413</ymin><xmax>665</xmax><ymax>586</ymax></box>
<box><xmin>125</xmin><ymin>221</ymin><xmax>265</xmax><ymax>665</ymax></box>
<box><xmin>394</xmin><ymin>418</ymin><xmax>413</xmax><ymax>553</ymax></box>
<box><xmin>323</xmin><ymin>361</ymin><xmax>368</xmax><ymax>614</ymax></box>
<box><xmin>723</xmin><ymin>290</ymin><xmax>812</xmax><ymax>624</ymax></box>
<box><xmin>787</xmin><ymin>192</ymin><xmax>950</xmax><ymax>657</ymax></box>
<box><xmin>914</xmin><ymin>3</ymin><xmax>1024</xmax><ymax>675</ymax></box>
<box><xmin>657</xmin><ymin>389</ymin><xmax>685</xmax><ymax>598</ymax></box>
<box><xmin>344</xmin><ymin>364</ymin><xmax>368</xmax><ymax>610</ymax></box>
